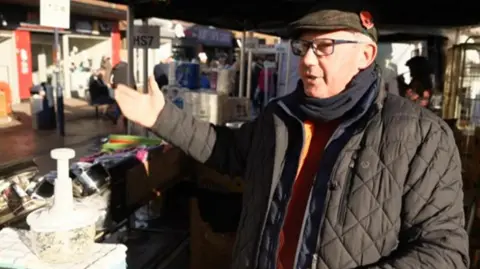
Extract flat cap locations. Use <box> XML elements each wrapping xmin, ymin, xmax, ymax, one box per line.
<box><xmin>289</xmin><ymin>5</ymin><xmax>378</xmax><ymax>42</ymax></box>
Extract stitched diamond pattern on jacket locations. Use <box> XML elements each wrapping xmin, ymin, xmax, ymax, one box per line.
<box><xmin>314</xmin><ymin>111</ymin><xmax>465</xmax><ymax>269</ymax></box>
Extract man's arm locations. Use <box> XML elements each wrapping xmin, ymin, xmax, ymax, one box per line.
<box><xmin>359</xmin><ymin>127</ymin><xmax>469</xmax><ymax>269</ymax></box>
<box><xmin>149</xmin><ymin>99</ymin><xmax>256</xmax><ymax>177</ymax></box>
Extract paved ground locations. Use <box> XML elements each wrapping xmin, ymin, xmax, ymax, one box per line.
<box><xmin>0</xmin><ymin>98</ymin><xmax>124</xmax><ymax>165</ymax></box>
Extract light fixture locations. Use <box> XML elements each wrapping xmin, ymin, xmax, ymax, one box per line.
<box><xmin>0</xmin><ymin>13</ymin><xmax>6</xmax><ymax>27</ymax></box>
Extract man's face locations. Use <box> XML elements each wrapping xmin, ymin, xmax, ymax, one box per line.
<box><xmin>298</xmin><ymin>30</ymin><xmax>377</xmax><ymax>98</ymax></box>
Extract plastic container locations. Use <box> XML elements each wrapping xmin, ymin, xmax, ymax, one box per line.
<box><xmin>26</xmin><ymin>148</ymin><xmax>99</xmax><ymax>264</ymax></box>
<box><xmin>26</xmin><ymin>204</ymin><xmax>98</xmax><ymax>264</ymax></box>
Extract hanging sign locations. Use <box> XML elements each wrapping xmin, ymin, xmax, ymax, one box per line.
<box><xmin>133</xmin><ymin>25</ymin><xmax>161</xmax><ymax>48</ymax></box>
<box><xmin>40</xmin><ymin>0</ymin><xmax>70</xmax><ymax>29</ymax></box>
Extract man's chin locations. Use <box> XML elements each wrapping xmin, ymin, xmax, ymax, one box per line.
<box><xmin>304</xmin><ymin>86</ymin><xmax>326</xmax><ymax>99</ymax></box>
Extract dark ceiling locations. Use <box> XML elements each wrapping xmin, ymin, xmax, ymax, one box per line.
<box><xmin>104</xmin><ymin>0</ymin><xmax>480</xmax><ymax>32</ymax></box>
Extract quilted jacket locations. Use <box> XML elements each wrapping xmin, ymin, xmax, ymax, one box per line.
<box><xmin>151</xmin><ymin>79</ymin><xmax>469</xmax><ymax>269</ymax></box>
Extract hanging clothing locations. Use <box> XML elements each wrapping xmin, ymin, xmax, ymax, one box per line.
<box><xmin>258</xmin><ymin>69</ymin><xmax>275</xmax><ymax>94</ymax></box>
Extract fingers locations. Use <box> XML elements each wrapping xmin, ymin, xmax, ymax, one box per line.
<box><xmin>115</xmin><ymin>84</ymin><xmax>138</xmax><ymax>98</ymax></box>
<box><xmin>148</xmin><ymin>76</ymin><xmax>159</xmax><ymax>96</ymax></box>
<box><xmin>114</xmin><ymin>84</ymin><xmax>142</xmax><ymax>104</ymax></box>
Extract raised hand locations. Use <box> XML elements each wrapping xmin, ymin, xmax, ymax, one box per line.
<box><xmin>114</xmin><ymin>76</ymin><xmax>165</xmax><ymax>128</ymax></box>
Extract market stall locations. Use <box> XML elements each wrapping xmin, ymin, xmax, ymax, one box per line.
<box><xmin>116</xmin><ymin>1</ymin><xmax>480</xmax><ymax>268</ymax></box>
<box><xmin>0</xmin><ymin>136</ymin><xmax>193</xmax><ymax>268</ymax></box>
<box><xmin>3</xmin><ymin>0</ymin><xmax>480</xmax><ymax>268</ymax></box>
<box><xmin>0</xmin><ymin>129</ymin><xmax>246</xmax><ymax>267</ymax></box>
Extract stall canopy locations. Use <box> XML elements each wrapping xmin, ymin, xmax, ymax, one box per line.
<box><xmin>106</xmin><ymin>0</ymin><xmax>479</xmax><ymax>32</ymax></box>
<box><xmin>184</xmin><ymin>25</ymin><xmax>234</xmax><ymax>47</ymax></box>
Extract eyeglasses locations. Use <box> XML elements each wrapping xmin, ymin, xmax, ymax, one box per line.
<box><xmin>291</xmin><ymin>38</ymin><xmax>360</xmax><ymax>57</ymax></box>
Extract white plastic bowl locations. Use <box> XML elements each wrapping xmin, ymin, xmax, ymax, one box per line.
<box><xmin>26</xmin><ymin>204</ymin><xmax>98</xmax><ymax>264</ymax></box>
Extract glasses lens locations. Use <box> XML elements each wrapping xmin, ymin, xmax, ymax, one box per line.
<box><xmin>312</xmin><ymin>39</ymin><xmax>334</xmax><ymax>56</ymax></box>
<box><xmin>291</xmin><ymin>40</ymin><xmax>310</xmax><ymax>56</ymax></box>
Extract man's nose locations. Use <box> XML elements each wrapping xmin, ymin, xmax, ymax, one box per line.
<box><xmin>301</xmin><ymin>48</ymin><xmax>317</xmax><ymax>66</ymax></box>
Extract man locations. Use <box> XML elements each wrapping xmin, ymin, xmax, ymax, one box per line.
<box><xmin>114</xmin><ymin>6</ymin><xmax>468</xmax><ymax>269</ymax></box>
<box><xmin>110</xmin><ymin>61</ymin><xmax>137</xmax><ymax>128</ymax></box>
<box><xmin>251</xmin><ymin>57</ymin><xmax>264</xmax><ymax>103</ymax></box>
<box><xmin>153</xmin><ymin>62</ymin><xmax>169</xmax><ymax>90</ymax></box>
<box><xmin>404</xmin><ymin>56</ymin><xmax>433</xmax><ymax>108</ymax></box>
<box><xmin>100</xmin><ymin>55</ymin><xmax>113</xmax><ymax>85</ymax></box>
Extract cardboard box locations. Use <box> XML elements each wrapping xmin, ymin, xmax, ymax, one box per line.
<box><xmin>183</xmin><ymin>91</ymin><xmax>228</xmax><ymax>124</ymax></box>
<box><xmin>225</xmin><ymin>97</ymin><xmax>253</xmax><ymax>122</ymax></box>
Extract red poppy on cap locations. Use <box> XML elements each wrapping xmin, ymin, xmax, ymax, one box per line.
<box><xmin>360</xmin><ymin>11</ymin><xmax>374</xmax><ymax>30</ymax></box>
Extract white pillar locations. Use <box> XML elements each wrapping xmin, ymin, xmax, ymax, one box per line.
<box><xmin>62</xmin><ymin>34</ymin><xmax>71</xmax><ymax>98</ymax></box>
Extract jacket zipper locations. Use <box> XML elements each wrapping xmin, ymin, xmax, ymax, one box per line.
<box><xmin>311</xmin><ymin>186</ymin><xmax>333</xmax><ymax>269</ymax></box>
<box><xmin>254</xmin><ymin>157</ymin><xmax>285</xmax><ymax>269</ymax></box>
<box><xmin>273</xmin><ymin>103</ymin><xmax>305</xmax><ymax>269</ymax></box>
<box><xmin>272</xmin><ymin>158</ymin><xmax>300</xmax><ymax>268</ymax></box>
<box><xmin>310</xmin><ymin>147</ymin><xmax>346</xmax><ymax>269</ymax></box>
<box><xmin>309</xmin><ymin>85</ymin><xmax>382</xmax><ymax>269</ymax></box>
<box><xmin>311</xmin><ymin>114</ymin><xmax>380</xmax><ymax>268</ymax></box>
<box><xmin>337</xmin><ymin>152</ymin><xmax>357</xmax><ymax>226</ymax></box>
<box><xmin>291</xmin><ymin>175</ymin><xmax>316</xmax><ymax>269</ymax></box>
<box><xmin>276</xmin><ymin>101</ymin><xmax>357</xmax><ymax>269</ymax></box>
<box><xmin>292</xmin><ymin>122</ymin><xmax>347</xmax><ymax>269</ymax></box>
<box><xmin>312</xmin><ymin>252</ymin><xmax>318</xmax><ymax>269</ymax></box>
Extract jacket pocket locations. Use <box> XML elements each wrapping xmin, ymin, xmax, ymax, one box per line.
<box><xmin>337</xmin><ymin>157</ymin><xmax>356</xmax><ymax>226</ymax></box>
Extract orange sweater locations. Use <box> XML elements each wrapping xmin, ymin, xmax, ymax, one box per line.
<box><xmin>277</xmin><ymin>120</ymin><xmax>338</xmax><ymax>269</ymax></box>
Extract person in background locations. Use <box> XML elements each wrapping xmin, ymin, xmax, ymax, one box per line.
<box><xmin>86</xmin><ymin>66</ymin><xmax>118</xmax><ymax>125</ymax></box>
<box><xmin>251</xmin><ymin>57</ymin><xmax>264</xmax><ymax>104</ymax></box>
<box><xmin>217</xmin><ymin>53</ymin><xmax>228</xmax><ymax>68</ymax></box>
<box><xmin>88</xmin><ymin>67</ymin><xmax>113</xmax><ymax>105</ymax></box>
<box><xmin>404</xmin><ymin>56</ymin><xmax>433</xmax><ymax>108</ymax></box>
<box><xmin>110</xmin><ymin>61</ymin><xmax>138</xmax><ymax>129</ymax></box>
<box><xmin>198</xmin><ymin>53</ymin><xmax>211</xmax><ymax>89</ymax></box>
<box><xmin>153</xmin><ymin>63</ymin><xmax>169</xmax><ymax>90</ymax></box>
<box><xmin>256</xmin><ymin>58</ymin><xmax>277</xmax><ymax>109</ymax></box>
<box><xmin>200</xmin><ymin>71</ymin><xmax>211</xmax><ymax>89</ymax></box>
<box><xmin>114</xmin><ymin>4</ymin><xmax>468</xmax><ymax>269</ymax></box>
<box><xmin>100</xmin><ymin>56</ymin><xmax>112</xmax><ymax>85</ymax></box>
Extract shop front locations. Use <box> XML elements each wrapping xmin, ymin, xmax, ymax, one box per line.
<box><xmin>65</xmin><ymin>19</ymin><xmax>121</xmax><ymax>98</ymax></box>
<box><xmin>0</xmin><ymin>4</ymin><xmax>122</xmax><ymax>102</ymax></box>
<box><xmin>0</xmin><ymin>31</ymin><xmax>19</xmax><ymax>105</ymax></box>
<box><xmin>0</xmin><ymin>5</ymin><xmax>32</xmax><ymax>103</ymax></box>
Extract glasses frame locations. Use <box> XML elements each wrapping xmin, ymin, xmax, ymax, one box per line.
<box><xmin>291</xmin><ymin>38</ymin><xmax>360</xmax><ymax>57</ymax></box>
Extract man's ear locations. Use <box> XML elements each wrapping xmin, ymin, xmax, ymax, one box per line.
<box><xmin>359</xmin><ymin>43</ymin><xmax>377</xmax><ymax>69</ymax></box>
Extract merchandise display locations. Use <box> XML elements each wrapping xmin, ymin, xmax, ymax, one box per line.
<box><xmin>216</xmin><ymin>69</ymin><xmax>236</xmax><ymax>95</ymax></box>
<box><xmin>0</xmin><ymin>138</ymin><xmax>167</xmax><ymax>266</ymax></box>
<box><xmin>0</xmin><ymin>133</ymin><xmax>241</xmax><ymax>268</ymax></box>
<box><xmin>175</xmin><ymin>62</ymin><xmax>200</xmax><ymax>89</ymax></box>
<box><xmin>162</xmin><ymin>85</ymin><xmax>187</xmax><ymax>109</ymax></box>
<box><xmin>183</xmin><ymin>90</ymin><xmax>229</xmax><ymax>124</ymax></box>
